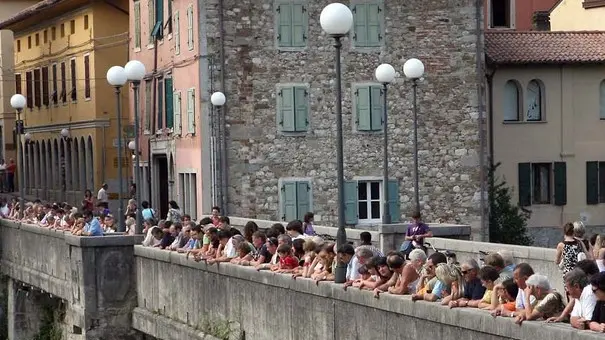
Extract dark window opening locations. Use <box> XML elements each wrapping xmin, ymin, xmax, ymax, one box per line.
<box><xmin>490</xmin><ymin>0</ymin><xmax>511</xmax><ymax>28</ymax></box>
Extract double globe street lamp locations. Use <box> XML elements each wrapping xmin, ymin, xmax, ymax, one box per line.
<box><xmin>10</xmin><ymin>94</ymin><xmax>26</xmax><ymax>218</ymax></box>
<box><xmin>320</xmin><ymin>2</ymin><xmax>353</xmax><ymax>284</ymax></box>
<box><xmin>106</xmin><ymin>60</ymin><xmax>146</xmax><ymax>233</ymax></box>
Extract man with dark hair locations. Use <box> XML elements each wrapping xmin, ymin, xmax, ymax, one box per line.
<box><xmin>211</xmin><ymin>206</ymin><xmax>221</xmax><ymax>226</ymax></box>
<box><xmin>492</xmin><ymin>262</ymin><xmax>535</xmax><ymax>317</ymax></box>
<box><xmin>358</xmin><ymin>231</ymin><xmax>383</xmax><ymax>256</ymax></box>
<box><xmin>400</xmin><ymin>211</ymin><xmax>432</xmax><ymax>257</ymax></box>
<box><xmin>81</xmin><ymin>209</ymin><xmax>103</xmax><ymax>236</ymax></box>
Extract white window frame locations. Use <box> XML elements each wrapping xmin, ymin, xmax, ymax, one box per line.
<box><xmin>134</xmin><ymin>0</ymin><xmax>141</xmax><ymax>51</ymax></box>
<box><xmin>178</xmin><ymin>170</ymin><xmax>198</xmax><ymax>220</ymax></box>
<box><xmin>174</xmin><ymin>10</ymin><xmax>180</xmax><ymax>55</ymax></box>
<box><xmin>187</xmin><ymin>4</ymin><xmax>194</xmax><ymax>50</ymax></box>
<box><xmin>487</xmin><ymin>0</ymin><xmax>516</xmax><ymax>29</ymax></box>
<box><xmin>353</xmin><ymin>177</ymin><xmax>383</xmax><ymax>224</ymax></box>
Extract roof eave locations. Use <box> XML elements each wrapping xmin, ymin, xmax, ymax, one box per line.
<box><xmin>0</xmin><ymin>0</ymin><xmax>66</xmax><ymax>30</ymax></box>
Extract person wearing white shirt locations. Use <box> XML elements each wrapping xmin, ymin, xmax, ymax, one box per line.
<box><xmin>97</xmin><ymin>183</ymin><xmax>109</xmax><ymax>203</ymax></box>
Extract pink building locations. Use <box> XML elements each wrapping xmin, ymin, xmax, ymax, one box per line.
<box><xmin>128</xmin><ymin>0</ymin><xmax>210</xmax><ymax>219</ymax></box>
<box><xmin>485</xmin><ymin>0</ymin><xmax>559</xmax><ymax>30</ymax></box>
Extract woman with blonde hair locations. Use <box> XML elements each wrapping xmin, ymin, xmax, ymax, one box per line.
<box><xmin>594</xmin><ymin>234</ymin><xmax>605</xmax><ymax>272</ymax></box>
<box><xmin>436</xmin><ymin>263</ymin><xmax>465</xmax><ymax>305</ymax></box>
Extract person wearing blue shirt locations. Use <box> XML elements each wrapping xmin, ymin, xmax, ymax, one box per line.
<box><xmin>82</xmin><ymin>210</ymin><xmax>104</xmax><ymax>236</ymax></box>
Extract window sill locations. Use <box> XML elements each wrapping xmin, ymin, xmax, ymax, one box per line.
<box><xmin>167</xmin><ymin>34</ymin><xmax>172</xmax><ymax>41</ymax></box>
<box><xmin>85</xmin><ymin>97</ymin><xmax>91</xmax><ymax>102</ymax></box>
<box><xmin>134</xmin><ymin>47</ymin><xmax>141</xmax><ymax>53</ymax></box>
<box><xmin>350</xmin><ymin>45</ymin><xmax>383</xmax><ymax>53</ymax></box>
<box><xmin>147</xmin><ymin>44</ymin><xmax>154</xmax><ymax>50</ymax></box>
<box><xmin>276</xmin><ymin>45</ymin><xmax>307</xmax><ymax>52</ymax></box>
<box><xmin>583</xmin><ymin>0</ymin><xmax>605</xmax><ymax>8</ymax></box>
<box><xmin>143</xmin><ymin>130</ymin><xmax>151</xmax><ymax>135</ymax></box>
<box><xmin>487</xmin><ymin>26</ymin><xmax>516</xmax><ymax>30</ymax></box>
<box><xmin>502</xmin><ymin>120</ymin><xmax>547</xmax><ymax>124</ymax></box>
<box><xmin>278</xmin><ymin>131</ymin><xmax>309</xmax><ymax>136</ymax></box>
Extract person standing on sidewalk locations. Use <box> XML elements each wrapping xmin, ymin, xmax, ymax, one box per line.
<box><xmin>6</xmin><ymin>159</ymin><xmax>16</xmax><ymax>192</ymax></box>
<box><xmin>97</xmin><ymin>183</ymin><xmax>109</xmax><ymax>204</ymax></box>
<box><xmin>0</xmin><ymin>159</ymin><xmax>6</xmax><ymax>192</ymax></box>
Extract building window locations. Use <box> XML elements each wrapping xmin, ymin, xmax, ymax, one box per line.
<box><xmin>489</xmin><ymin>0</ymin><xmax>514</xmax><ymax>28</ymax></box>
<box><xmin>173</xmin><ymin>11</ymin><xmax>180</xmax><ymax>54</ymax></box>
<box><xmin>84</xmin><ymin>55</ymin><xmax>91</xmax><ymax>99</ymax></box>
<box><xmin>51</xmin><ymin>64</ymin><xmax>58</xmax><ymax>104</ymax></box>
<box><xmin>503</xmin><ymin>80</ymin><xmax>521</xmax><ymax>121</ymax></box>
<box><xmin>351</xmin><ymin>1</ymin><xmax>384</xmax><ymax>48</ymax></box>
<box><xmin>277</xmin><ymin>85</ymin><xmax>309</xmax><ymax>133</ymax></box>
<box><xmin>15</xmin><ymin>74</ymin><xmax>21</xmax><ymax>95</ymax></box>
<box><xmin>27</xmin><ymin>36</ymin><xmax>31</xmax><ymax>49</ymax></box>
<box><xmin>586</xmin><ymin>162</ymin><xmax>605</xmax><ymax>204</ymax></box>
<box><xmin>144</xmin><ymin>79</ymin><xmax>152</xmax><ymax>131</ymax></box>
<box><xmin>526</xmin><ymin>79</ymin><xmax>544</xmax><ymax>121</ymax></box>
<box><xmin>51</xmin><ymin>27</ymin><xmax>56</xmax><ymax>40</ymax></box>
<box><xmin>275</xmin><ymin>1</ymin><xmax>307</xmax><ymax>49</ymax></box>
<box><xmin>157</xmin><ymin>77</ymin><xmax>164</xmax><ymax>129</ymax></box>
<box><xmin>25</xmin><ymin>71</ymin><xmax>32</xmax><ymax>108</ymax></box>
<box><xmin>60</xmin><ymin>62</ymin><xmax>67</xmax><ymax>103</ymax></box>
<box><xmin>178</xmin><ymin>172</ymin><xmax>197</xmax><ymax>219</ymax></box>
<box><xmin>343</xmin><ymin>179</ymin><xmax>400</xmax><ymax>225</ymax></box>
<box><xmin>33</xmin><ymin>69</ymin><xmax>41</xmax><ymax>108</ymax></box>
<box><xmin>187</xmin><ymin>88</ymin><xmax>196</xmax><ymax>134</ymax></box>
<box><xmin>279</xmin><ymin>179</ymin><xmax>311</xmax><ymax>221</ymax></box>
<box><xmin>134</xmin><ymin>1</ymin><xmax>141</xmax><ymax>49</ymax></box>
<box><xmin>16</xmin><ymin>40</ymin><xmax>20</xmax><ymax>52</ymax></box>
<box><xmin>187</xmin><ymin>5</ymin><xmax>194</xmax><ymax>50</ymax></box>
<box><xmin>35</xmin><ymin>33</ymin><xmax>39</xmax><ymax>46</ymax></box>
<box><xmin>518</xmin><ymin>162</ymin><xmax>566</xmax><ymax>206</ymax></box>
<box><xmin>353</xmin><ymin>84</ymin><xmax>383</xmax><ymax>132</ymax></box>
<box><xmin>164</xmin><ymin>77</ymin><xmax>173</xmax><ymax>129</ymax></box>
<box><xmin>84</xmin><ymin>15</ymin><xmax>89</xmax><ymax>30</ymax></box>
<box><xmin>70</xmin><ymin>20</ymin><xmax>75</xmax><ymax>34</ymax></box>
<box><xmin>70</xmin><ymin>58</ymin><xmax>77</xmax><ymax>101</ymax></box>
<box><xmin>173</xmin><ymin>91</ymin><xmax>181</xmax><ymax>135</ymax></box>
<box><xmin>600</xmin><ymin>80</ymin><xmax>605</xmax><ymax>119</ymax></box>
<box><xmin>61</xmin><ymin>23</ymin><xmax>65</xmax><ymax>37</ymax></box>
<box><xmin>43</xmin><ymin>30</ymin><xmax>48</xmax><ymax>44</ymax></box>
<box><xmin>167</xmin><ymin>0</ymin><xmax>173</xmax><ymax>34</ymax></box>
<box><xmin>148</xmin><ymin>0</ymin><xmax>156</xmax><ymax>43</ymax></box>
<box><xmin>42</xmin><ymin>67</ymin><xmax>49</xmax><ymax>107</ymax></box>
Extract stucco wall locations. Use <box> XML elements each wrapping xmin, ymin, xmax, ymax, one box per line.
<box><xmin>550</xmin><ymin>0</ymin><xmax>605</xmax><ymax>31</ymax></box>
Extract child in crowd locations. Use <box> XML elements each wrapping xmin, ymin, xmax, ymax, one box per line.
<box><xmin>276</xmin><ymin>244</ymin><xmax>299</xmax><ymax>273</ymax></box>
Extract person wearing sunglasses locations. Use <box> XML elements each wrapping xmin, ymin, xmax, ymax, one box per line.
<box><xmin>449</xmin><ymin>259</ymin><xmax>486</xmax><ymax>308</ymax></box>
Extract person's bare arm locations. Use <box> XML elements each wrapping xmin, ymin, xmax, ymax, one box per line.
<box><xmin>555</xmin><ymin>243</ymin><xmax>563</xmax><ymax>265</ymax></box>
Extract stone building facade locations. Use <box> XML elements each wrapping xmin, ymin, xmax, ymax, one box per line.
<box><xmin>199</xmin><ymin>0</ymin><xmax>485</xmax><ymax>231</ymax></box>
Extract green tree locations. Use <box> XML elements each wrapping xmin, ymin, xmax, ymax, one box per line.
<box><xmin>488</xmin><ymin>163</ymin><xmax>533</xmax><ymax>246</ymax></box>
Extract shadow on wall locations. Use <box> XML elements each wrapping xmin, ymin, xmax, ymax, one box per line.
<box><xmin>529</xmin><ymin>225</ymin><xmax>605</xmax><ymax>248</ymax></box>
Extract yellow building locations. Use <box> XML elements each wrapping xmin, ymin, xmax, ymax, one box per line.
<box><xmin>551</xmin><ymin>0</ymin><xmax>605</xmax><ymax>30</ymax></box>
<box><xmin>0</xmin><ymin>0</ymin><xmax>130</xmax><ymax>206</ymax></box>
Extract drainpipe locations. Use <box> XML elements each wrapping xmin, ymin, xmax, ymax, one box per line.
<box><xmin>218</xmin><ymin>0</ymin><xmax>228</xmax><ymax>215</ymax></box>
<box><xmin>148</xmin><ymin>38</ymin><xmax>159</xmax><ymax>208</ymax></box>
<box><xmin>486</xmin><ymin>68</ymin><xmax>496</xmax><ymax>171</ymax></box>
<box><xmin>475</xmin><ymin>0</ymin><xmax>488</xmax><ymax>242</ymax></box>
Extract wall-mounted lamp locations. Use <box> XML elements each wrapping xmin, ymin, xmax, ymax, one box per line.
<box><xmin>60</xmin><ymin>128</ymin><xmax>70</xmax><ymax>141</ymax></box>
<box><xmin>24</xmin><ymin>132</ymin><xmax>33</xmax><ymax>146</ymax></box>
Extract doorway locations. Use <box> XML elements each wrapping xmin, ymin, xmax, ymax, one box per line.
<box><xmin>154</xmin><ymin>155</ymin><xmax>169</xmax><ymax>218</ymax></box>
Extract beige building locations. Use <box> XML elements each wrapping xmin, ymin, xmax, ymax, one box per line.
<box><xmin>551</xmin><ymin>0</ymin><xmax>605</xmax><ymax>30</ymax></box>
<box><xmin>486</xmin><ymin>31</ymin><xmax>605</xmax><ymax>245</ymax></box>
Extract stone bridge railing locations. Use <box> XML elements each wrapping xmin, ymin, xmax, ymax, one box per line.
<box><xmin>0</xmin><ymin>220</ymin><xmax>139</xmax><ymax>340</ymax></box>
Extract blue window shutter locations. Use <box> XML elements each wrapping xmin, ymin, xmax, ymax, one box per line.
<box><xmin>291</xmin><ymin>4</ymin><xmax>307</xmax><ymax>47</ymax></box>
<box><xmin>277</xmin><ymin>4</ymin><xmax>292</xmax><ymax>47</ymax></box>
<box><xmin>587</xmin><ymin>161</ymin><xmax>599</xmax><ymax>205</ymax></box>
<box><xmin>366</xmin><ymin>4</ymin><xmax>382</xmax><ymax>46</ymax></box>
<box><xmin>352</xmin><ymin>4</ymin><xmax>367</xmax><ymax>46</ymax></box>
<box><xmin>294</xmin><ymin>86</ymin><xmax>308</xmax><ymax>132</ymax></box>
<box><xmin>387</xmin><ymin>179</ymin><xmax>400</xmax><ymax>223</ymax></box>
<box><xmin>281</xmin><ymin>181</ymin><xmax>297</xmax><ymax>221</ymax></box>
<box><xmin>344</xmin><ymin>181</ymin><xmax>358</xmax><ymax>225</ymax></box>
<box><xmin>296</xmin><ymin>181</ymin><xmax>310</xmax><ymax>220</ymax></box>
<box><xmin>278</xmin><ymin>87</ymin><xmax>295</xmax><ymax>132</ymax></box>
<box><xmin>356</xmin><ymin>86</ymin><xmax>371</xmax><ymax>131</ymax></box>
<box><xmin>164</xmin><ymin>78</ymin><xmax>174</xmax><ymax>128</ymax></box>
<box><xmin>370</xmin><ymin>85</ymin><xmax>383</xmax><ymax>131</ymax></box>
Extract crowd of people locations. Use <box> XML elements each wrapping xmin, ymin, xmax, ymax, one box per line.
<box><xmin>3</xmin><ymin>186</ymin><xmax>605</xmax><ymax>334</ymax></box>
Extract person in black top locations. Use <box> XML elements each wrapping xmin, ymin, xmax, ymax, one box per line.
<box><xmin>589</xmin><ymin>272</ymin><xmax>605</xmax><ymax>332</ymax></box>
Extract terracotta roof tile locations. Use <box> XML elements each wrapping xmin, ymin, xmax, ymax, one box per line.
<box><xmin>0</xmin><ymin>0</ymin><xmax>64</xmax><ymax>30</ymax></box>
<box><xmin>485</xmin><ymin>31</ymin><xmax>605</xmax><ymax>65</ymax></box>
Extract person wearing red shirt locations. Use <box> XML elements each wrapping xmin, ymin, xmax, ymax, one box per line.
<box><xmin>276</xmin><ymin>244</ymin><xmax>299</xmax><ymax>273</ymax></box>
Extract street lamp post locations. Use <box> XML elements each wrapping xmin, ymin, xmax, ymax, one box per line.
<box><xmin>403</xmin><ymin>58</ymin><xmax>425</xmax><ymax>215</ymax></box>
<box><xmin>60</xmin><ymin>128</ymin><xmax>70</xmax><ymax>203</ymax></box>
<box><xmin>210</xmin><ymin>91</ymin><xmax>226</xmax><ymax>213</ymax></box>
<box><xmin>106</xmin><ymin>66</ymin><xmax>128</xmax><ymax>232</ymax></box>
<box><xmin>125</xmin><ymin>60</ymin><xmax>146</xmax><ymax>234</ymax></box>
<box><xmin>320</xmin><ymin>3</ymin><xmax>353</xmax><ymax>284</ymax></box>
<box><xmin>375</xmin><ymin>64</ymin><xmax>396</xmax><ymax>225</ymax></box>
<box><xmin>10</xmin><ymin>94</ymin><xmax>26</xmax><ymax>218</ymax></box>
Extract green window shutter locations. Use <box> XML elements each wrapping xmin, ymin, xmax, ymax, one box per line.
<box><xmin>553</xmin><ymin>162</ymin><xmax>567</xmax><ymax>206</ymax></box>
<box><xmin>518</xmin><ymin>163</ymin><xmax>531</xmax><ymax>206</ymax></box>
<box><xmin>277</xmin><ymin>4</ymin><xmax>293</xmax><ymax>47</ymax></box>
<box><xmin>356</xmin><ymin>86</ymin><xmax>372</xmax><ymax>131</ymax></box>
<box><xmin>278</xmin><ymin>87</ymin><xmax>295</xmax><ymax>132</ymax></box>
<box><xmin>148</xmin><ymin>0</ymin><xmax>155</xmax><ymax>42</ymax></box>
<box><xmin>587</xmin><ymin>161</ymin><xmax>599</xmax><ymax>204</ymax></box>
<box><xmin>366</xmin><ymin>4</ymin><xmax>382</xmax><ymax>47</ymax></box>
<box><xmin>296</xmin><ymin>181</ymin><xmax>310</xmax><ymax>220</ymax></box>
<box><xmin>134</xmin><ymin>2</ymin><xmax>141</xmax><ymax>48</ymax></box>
<box><xmin>291</xmin><ymin>4</ymin><xmax>307</xmax><ymax>47</ymax></box>
<box><xmin>164</xmin><ymin>78</ymin><xmax>173</xmax><ymax>128</ymax></box>
<box><xmin>187</xmin><ymin>88</ymin><xmax>196</xmax><ymax>134</ymax></box>
<box><xmin>156</xmin><ymin>0</ymin><xmax>164</xmax><ymax>38</ymax></box>
<box><xmin>281</xmin><ymin>181</ymin><xmax>297</xmax><ymax>221</ymax></box>
<box><xmin>600</xmin><ymin>81</ymin><xmax>605</xmax><ymax>119</ymax></box>
<box><xmin>387</xmin><ymin>179</ymin><xmax>400</xmax><ymax>223</ymax></box>
<box><xmin>370</xmin><ymin>85</ymin><xmax>383</xmax><ymax>131</ymax></box>
<box><xmin>174</xmin><ymin>11</ymin><xmax>180</xmax><ymax>54</ymax></box>
<box><xmin>344</xmin><ymin>180</ymin><xmax>359</xmax><ymax>225</ymax></box>
<box><xmin>173</xmin><ymin>91</ymin><xmax>181</xmax><ymax>135</ymax></box>
<box><xmin>294</xmin><ymin>86</ymin><xmax>308</xmax><ymax>132</ymax></box>
<box><xmin>599</xmin><ymin>162</ymin><xmax>605</xmax><ymax>203</ymax></box>
<box><xmin>157</xmin><ymin>79</ymin><xmax>164</xmax><ymax>129</ymax></box>
<box><xmin>187</xmin><ymin>6</ymin><xmax>194</xmax><ymax>50</ymax></box>
<box><xmin>352</xmin><ymin>4</ymin><xmax>368</xmax><ymax>46</ymax></box>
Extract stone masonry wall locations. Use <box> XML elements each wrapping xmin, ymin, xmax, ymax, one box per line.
<box><xmin>203</xmin><ymin>0</ymin><xmax>484</xmax><ymax>228</ymax></box>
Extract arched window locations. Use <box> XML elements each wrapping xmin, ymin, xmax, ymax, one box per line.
<box><xmin>503</xmin><ymin>80</ymin><xmax>521</xmax><ymax>121</ymax></box>
<box><xmin>526</xmin><ymin>79</ymin><xmax>544</xmax><ymax>121</ymax></box>
<box><xmin>599</xmin><ymin>80</ymin><xmax>605</xmax><ymax>119</ymax></box>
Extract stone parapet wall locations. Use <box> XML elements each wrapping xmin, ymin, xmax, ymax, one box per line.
<box><xmin>134</xmin><ymin>246</ymin><xmax>595</xmax><ymax>340</ymax></box>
